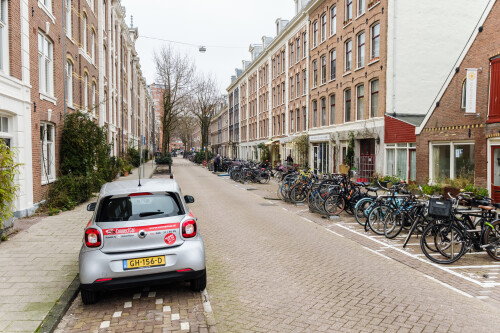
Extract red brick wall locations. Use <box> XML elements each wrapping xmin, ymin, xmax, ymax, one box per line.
<box><xmin>384</xmin><ymin>115</ymin><xmax>416</xmax><ymax>143</ymax></box>
<box><xmin>416</xmin><ymin>1</ymin><xmax>500</xmax><ymax>186</ymax></box>
<box><xmin>8</xmin><ymin>0</ymin><xmax>22</xmax><ymax>80</ymax></box>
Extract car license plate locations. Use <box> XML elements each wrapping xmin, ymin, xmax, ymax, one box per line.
<box><xmin>123</xmin><ymin>256</ymin><xmax>165</xmax><ymax>270</ymax></box>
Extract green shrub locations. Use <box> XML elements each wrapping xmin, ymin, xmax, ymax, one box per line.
<box><xmin>194</xmin><ymin>151</ymin><xmax>213</xmax><ymax>164</ymax></box>
<box><xmin>156</xmin><ymin>153</ymin><xmax>172</xmax><ymax>165</ymax></box>
<box><xmin>0</xmin><ymin>140</ymin><xmax>19</xmax><ymax>229</ymax></box>
<box><xmin>463</xmin><ymin>185</ymin><xmax>489</xmax><ymax>198</ymax></box>
<box><xmin>126</xmin><ymin>146</ymin><xmax>141</xmax><ymax>168</ymax></box>
<box><xmin>421</xmin><ymin>184</ymin><xmax>443</xmax><ymax>196</ymax></box>
<box><xmin>47</xmin><ymin>175</ymin><xmax>95</xmax><ymax>210</ymax></box>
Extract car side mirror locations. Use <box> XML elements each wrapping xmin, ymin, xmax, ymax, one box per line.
<box><xmin>87</xmin><ymin>202</ymin><xmax>97</xmax><ymax>211</ymax></box>
<box><xmin>184</xmin><ymin>195</ymin><xmax>195</xmax><ymax>204</ymax></box>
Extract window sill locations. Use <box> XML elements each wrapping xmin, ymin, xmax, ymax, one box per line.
<box><xmin>40</xmin><ymin>93</ymin><xmax>57</xmax><ymax>105</ymax></box>
<box><xmin>42</xmin><ymin>177</ymin><xmax>56</xmax><ymax>186</ymax></box>
<box><xmin>368</xmin><ymin>58</ymin><xmax>380</xmax><ymax>66</ymax></box>
<box><xmin>354</xmin><ymin>66</ymin><xmax>365</xmax><ymax>72</ymax></box>
<box><xmin>320</xmin><ymin>82</ymin><xmax>327</xmax><ymax>87</ymax></box>
<box><xmin>343</xmin><ymin>20</ymin><xmax>352</xmax><ymax>29</ymax></box>
<box><xmin>355</xmin><ymin>12</ymin><xmax>366</xmax><ymax>21</ymax></box>
<box><xmin>329</xmin><ymin>78</ymin><xmax>336</xmax><ymax>83</ymax></box>
<box><xmin>368</xmin><ymin>1</ymin><xmax>381</xmax><ymax>11</ymax></box>
<box><xmin>343</xmin><ymin>71</ymin><xmax>352</xmax><ymax>77</ymax></box>
<box><xmin>78</xmin><ymin>48</ymin><xmax>94</xmax><ymax>66</ymax></box>
<box><xmin>329</xmin><ymin>33</ymin><xmax>337</xmax><ymax>39</ymax></box>
<box><xmin>38</xmin><ymin>1</ymin><xmax>56</xmax><ymax>24</ymax></box>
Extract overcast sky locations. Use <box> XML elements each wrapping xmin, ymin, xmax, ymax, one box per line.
<box><xmin>121</xmin><ymin>0</ymin><xmax>296</xmax><ymax>93</ymax></box>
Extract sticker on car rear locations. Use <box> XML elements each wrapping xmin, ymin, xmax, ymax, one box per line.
<box><xmin>102</xmin><ymin>223</ymin><xmax>180</xmax><ymax>236</ymax></box>
<box><xmin>164</xmin><ymin>233</ymin><xmax>176</xmax><ymax>245</ymax></box>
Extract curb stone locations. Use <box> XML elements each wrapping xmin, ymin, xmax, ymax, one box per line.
<box><xmin>36</xmin><ymin>275</ymin><xmax>80</xmax><ymax>333</ymax></box>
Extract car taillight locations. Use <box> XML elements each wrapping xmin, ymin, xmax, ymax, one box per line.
<box><xmin>182</xmin><ymin>219</ymin><xmax>197</xmax><ymax>238</ymax></box>
<box><xmin>85</xmin><ymin>228</ymin><xmax>102</xmax><ymax>247</ymax></box>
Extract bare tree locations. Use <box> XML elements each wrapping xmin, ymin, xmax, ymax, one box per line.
<box><xmin>191</xmin><ymin>74</ymin><xmax>222</xmax><ymax>150</ymax></box>
<box><xmin>154</xmin><ymin>45</ymin><xmax>195</xmax><ymax>155</ymax></box>
<box><xmin>173</xmin><ymin>108</ymin><xmax>198</xmax><ymax>152</ymax></box>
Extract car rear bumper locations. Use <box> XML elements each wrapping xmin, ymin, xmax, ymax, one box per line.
<box><xmin>81</xmin><ymin>269</ymin><xmax>205</xmax><ymax>291</ymax></box>
<box><xmin>79</xmin><ymin>238</ymin><xmax>205</xmax><ymax>285</ymax></box>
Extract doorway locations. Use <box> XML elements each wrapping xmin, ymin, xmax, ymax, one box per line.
<box><xmin>491</xmin><ymin>146</ymin><xmax>500</xmax><ymax>202</ymax></box>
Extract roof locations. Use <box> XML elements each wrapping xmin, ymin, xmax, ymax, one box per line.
<box><xmin>385</xmin><ymin>114</ymin><xmax>426</xmax><ymax>127</ymax></box>
<box><xmin>99</xmin><ymin>179</ymin><xmax>180</xmax><ymax>197</ymax></box>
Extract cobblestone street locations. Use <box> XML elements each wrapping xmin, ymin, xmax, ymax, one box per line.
<box><xmin>55</xmin><ymin>158</ymin><xmax>500</xmax><ymax>332</ymax></box>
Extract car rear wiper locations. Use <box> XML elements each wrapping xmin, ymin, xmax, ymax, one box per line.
<box><xmin>139</xmin><ymin>211</ymin><xmax>164</xmax><ymax>217</ymax></box>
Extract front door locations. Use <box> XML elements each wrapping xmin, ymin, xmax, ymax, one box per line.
<box><xmin>359</xmin><ymin>139</ymin><xmax>375</xmax><ymax>181</ymax></box>
<box><xmin>491</xmin><ymin>146</ymin><xmax>500</xmax><ymax>202</ymax></box>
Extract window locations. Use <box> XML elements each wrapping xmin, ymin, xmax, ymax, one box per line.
<box><xmin>312</xmin><ymin>100</ymin><xmax>318</xmax><ymax>127</ymax></box>
<box><xmin>296</xmin><ymin>38</ymin><xmax>300</xmax><ymax>62</ymax></box>
<box><xmin>277</xmin><ymin>55</ymin><xmax>280</xmax><ymax>74</ymax></box>
<box><xmin>103</xmin><ymin>92</ymin><xmax>107</xmax><ymax>123</ymax></box>
<box><xmin>371</xmin><ymin>22</ymin><xmax>380</xmax><ymax>59</ymax></box>
<box><xmin>83</xmin><ymin>14</ymin><xmax>88</xmax><ymax>52</ymax></box>
<box><xmin>277</xmin><ymin>85</ymin><xmax>281</xmax><ymax>104</ymax></box>
<box><xmin>357</xmin><ymin>0</ymin><xmax>365</xmax><ymax>16</ymax></box>
<box><xmin>330</xmin><ymin>6</ymin><xmax>337</xmax><ymax>36</ymax></box>
<box><xmin>357</xmin><ymin>32</ymin><xmax>365</xmax><ymax>68</ymax></box>
<box><xmin>321</xmin><ymin>14</ymin><xmax>326</xmax><ymax>42</ymax></box>
<box><xmin>103</xmin><ymin>46</ymin><xmax>107</xmax><ymax>75</ymax></box>
<box><xmin>321</xmin><ymin>55</ymin><xmax>326</xmax><ymax>84</ymax></box>
<box><xmin>272</xmin><ymin>59</ymin><xmax>276</xmax><ymax>78</ymax></box>
<box><xmin>344</xmin><ymin>89</ymin><xmax>351</xmax><ymax>122</ymax></box>
<box><xmin>345</xmin><ymin>39</ymin><xmax>352</xmax><ymax>71</ymax></box>
<box><xmin>91</xmin><ymin>30</ymin><xmax>96</xmax><ymax>62</ymax></box>
<box><xmin>386</xmin><ymin>143</ymin><xmax>415</xmax><ymax>181</ymax></box>
<box><xmin>282</xmin><ymin>82</ymin><xmax>285</xmax><ymax>104</ymax></box>
<box><xmin>461</xmin><ymin>79</ymin><xmax>466</xmax><ymax>109</ymax></box>
<box><xmin>92</xmin><ymin>82</ymin><xmax>96</xmax><ymax>116</ymax></box>
<box><xmin>0</xmin><ymin>116</ymin><xmax>10</xmax><ymax>147</ymax></box>
<box><xmin>321</xmin><ymin>97</ymin><xmax>326</xmax><ymax>126</ymax></box>
<box><xmin>330</xmin><ymin>94</ymin><xmax>335</xmax><ymax>125</ymax></box>
<box><xmin>65</xmin><ymin>0</ymin><xmax>72</xmax><ymax>38</ymax></box>
<box><xmin>277</xmin><ymin>115</ymin><xmax>280</xmax><ymax>134</ymax></box>
<box><xmin>303</xmin><ymin>106</ymin><xmax>307</xmax><ymax>131</ymax></box>
<box><xmin>38</xmin><ymin>32</ymin><xmax>54</xmax><ymax>96</ymax></box>
<box><xmin>431</xmin><ymin>143</ymin><xmax>475</xmax><ymax>182</ymax></box>
<box><xmin>66</xmin><ymin>61</ymin><xmax>73</xmax><ymax>106</ymax></box>
<box><xmin>313</xmin><ymin>21</ymin><xmax>318</xmax><ymax>48</ymax></box>
<box><xmin>290</xmin><ymin>42</ymin><xmax>294</xmax><ymax>65</ymax></box>
<box><xmin>84</xmin><ymin>74</ymin><xmax>88</xmax><ymax>110</ymax></box>
<box><xmin>356</xmin><ymin>85</ymin><xmax>364</xmax><ymax>120</ymax></box>
<box><xmin>313</xmin><ymin>60</ymin><xmax>318</xmax><ymax>87</ymax></box>
<box><xmin>303</xmin><ymin>32</ymin><xmax>307</xmax><ymax>58</ymax></box>
<box><xmin>370</xmin><ymin>79</ymin><xmax>379</xmax><ymax>117</ymax></box>
<box><xmin>282</xmin><ymin>113</ymin><xmax>285</xmax><ymax>134</ymax></box>
<box><xmin>290</xmin><ymin>110</ymin><xmax>294</xmax><ymax>132</ymax></box>
<box><xmin>329</xmin><ymin>49</ymin><xmax>336</xmax><ymax>80</ymax></box>
<box><xmin>282</xmin><ymin>51</ymin><xmax>285</xmax><ymax>72</ymax></box>
<box><xmin>0</xmin><ymin>0</ymin><xmax>7</xmax><ymax>71</ymax></box>
<box><xmin>272</xmin><ymin>87</ymin><xmax>276</xmax><ymax>107</ymax></box>
<box><xmin>297</xmin><ymin>108</ymin><xmax>300</xmax><ymax>132</ymax></box>
<box><xmin>296</xmin><ymin>73</ymin><xmax>300</xmax><ymax>98</ymax></box>
<box><xmin>42</xmin><ymin>0</ymin><xmax>52</xmax><ymax>12</ymax></box>
<box><xmin>290</xmin><ymin>77</ymin><xmax>294</xmax><ymax>100</ymax></box>
<box><xmin>40</xmin><ymin>123</ymin><xmax>55</xmax><ymax>183</ymax></box>
<box><xmin>346</xmin><ymin>0</ymin><xmax>353</xmax><ymax>22</ymax></box>
<box><xmin>303</xmin><ymin>70</ymin><xmax>307</xmax><ymax>95</ymax></box>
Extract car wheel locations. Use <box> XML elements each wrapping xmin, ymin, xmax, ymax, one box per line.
<box><xmin>81</xmin><ymin>288</ymin><xmax>99</xmax><ymax>305</ymax></box>
<box><xmin>190</xmin><ymin>270</ymin><xmax>207</xmax><ymax>292</ymax></box>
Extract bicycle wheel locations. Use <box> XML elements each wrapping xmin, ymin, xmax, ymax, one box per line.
<box><xmin>354</xmin><ymin>198</ymin><xmax>373</xmax><ymax>226</ymax></box>
<box><xmin>384</xmin><ymin>212</ymin><xmax>405</xmax><ymax>239</ymax></box>
<box><xmin>290</xmin><ymin>185</ymin><xmax>307</xmax><ymax>203</ymax></box>
<box><xmin>324</xmin><ymin>194</ymin><xmax>345</xmax><ymax>215</ymax></box>
<box><xmin>420</xmin><ymin>223</ymin><xmax>466</xmax><ymax>264</ymax></box>
<box><xmin>483</xmin><ymin>219</ymin><xmax>500</xmax><ymax>261</ymax></box>
<box><xmin>367</xmin><ymin>206</ymin><xmax>391</xmax><ymax>235</ymax></box>
<box><xmin>259</xmin><ymin>172</ymin><xmax>270</xmax><ymax>184</ymax></box>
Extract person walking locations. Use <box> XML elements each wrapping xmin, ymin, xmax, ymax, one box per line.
<box><xmin>214</xmin><ymin>154</ymin><xmax>221</xmax><ymax>173</ymax></box>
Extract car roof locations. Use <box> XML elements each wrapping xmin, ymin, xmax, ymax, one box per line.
<box><xmin>99</xmin><ymin>179</ymin><xmax>181</xmax><ymax>197</ymax></box>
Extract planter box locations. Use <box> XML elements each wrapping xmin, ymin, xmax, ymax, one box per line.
<box><xmin>443</xmin><ymin>186</ymin><xmax>461</xmax><ymax>198</ymax></box>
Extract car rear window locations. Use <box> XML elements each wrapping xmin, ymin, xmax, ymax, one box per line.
<box><xmin>96</xmin><ymin>193</ymin><xmax>183</xmax><ymax>222</ymax></box>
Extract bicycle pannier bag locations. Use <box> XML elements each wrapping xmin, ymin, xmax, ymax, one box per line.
<box><xmin>428</xmin><ymin>198</ymin><xmax>452</xmax><ymax>218</ymax></box>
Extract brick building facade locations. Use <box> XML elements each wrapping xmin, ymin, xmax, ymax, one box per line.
<box><xmin>0</xmin><ymin>0</ymin><xmax>152</xmax><ymax>220</ymax></box>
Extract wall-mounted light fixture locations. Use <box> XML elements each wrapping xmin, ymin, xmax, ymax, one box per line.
<box><xmin>376</xmin><ymin>137</ymin><xmax>380</xmax><ymax>145</ymax></box>
<box><xmin>33</xmin><ymin>102</ymin><xmax>36</xmax><ymax>112</ymax></box>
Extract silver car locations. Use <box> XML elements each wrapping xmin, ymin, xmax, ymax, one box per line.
<box><xmin>79</xmin><ymin>178</ymin><xmax>206</xmax><ymax>304</ymax></box>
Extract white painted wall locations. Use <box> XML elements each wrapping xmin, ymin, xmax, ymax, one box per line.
<box><xmin>386</xmin><ymin>0</ymin><xmax>490</xmax><ymax>116</ymax></box>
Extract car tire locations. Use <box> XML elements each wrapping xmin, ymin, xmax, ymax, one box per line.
<box><xmin>190</xmin><ymin>270</ymin><xmax>207</xmax><ymax>292</ymax></box>
<box><xmin>81</xmin><ymin>288</ymin><xmax>99</xmax><ymax>305</ymax></box>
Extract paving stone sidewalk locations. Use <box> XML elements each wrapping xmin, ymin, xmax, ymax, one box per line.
<box><xmin>0</xmin><ymin>163</ymin><xmax>155</xmax><ymax>333</ymax></box>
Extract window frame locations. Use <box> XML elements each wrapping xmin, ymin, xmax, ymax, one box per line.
<box><xmin>357</xmin><ymin>31</ymin><xmax>365</xmax><ymax>68</ymax></box>
<box><xmin>356</xmin><ymin>84</ymin><xmax>365</xmax><ymax>120</ymax></box>
<box><xmin>312</xmin><ymin>100</ymin><xmax>318</xmax><ymax>128</ymax></box>
<box><xmin>330</xmin><ymin>6</ymin><xmax>337</xmax><ymax>36</ymax></box>
<box><xmin>83</xmin><ymin>13</ymin><xmax>88</xmax><ymax>53</ymax></box>
<box><xmin>344</xmin><ymin>88</ymin><xmax>352</xmax><ymax>123</ymax></box>
<box><xmin>370</xmin><ymin>79</ymin><xmax>379</xmax><ymax>118</ymax></box>
<box><xmin>66</xmin><ymin>60</ymin><xmax>73</xmax><ymax>107</ymax></box>
<box><xmin>40</xmin><ymin>122</ymin><xmax>56</xmax><ymax>184</ymax></box>
<box><xmin>65</xmin><ymin>0</ymin><xmax>72</xmax><ymax>38</ymax></box>
<box><xmin>313</xmin><ymin>21</ymin><xmax>318</xmax><ymax>48</ymax></box>
<box><xmin>329</xmin><ymin>94</ymin><xmax>335</xmax><ymax>125</ymax></box>
<box><xmin>38</xmin><ymin>32</ymin><xmax>54</xmax><ymax>97</ymax></box>
<box><xmin>321</xmin><ymin>97</ymin><xmax>326</xmax><ymax>126</ymax></box>
<box><xmin>313</xmin><ymin>60</ymin><xmax>318</xmax><ymax>87</ymax></box>
<box><xmin>321</xmin><ymin>14</ymin><xmax>327</xmax><ymax>43</ymax></box>
<box><xmin>345</xmin><ymin>39</ymin><xmax>352</xmax><ymax>72</ymax></box>
<box><xmin>321</xmin><ymin>55</ymin><xmax>327</xmax><ymax>85</ymax></box>
<box><xmin>345</xmin><ymin>0</ymin><xmax>353</xmax><ymax>22</ymax></box>
<box><xmin>357</xmin><ymin>0</ymin><xmax>365</xmax><ymax>17</ymax></box>
<box><xmin>371</xmin><ymin>22</ymin><xmax>380</xmax><ymax>60</ymax></box>
<box><xmin>461</xmin><ymin>79</ymin><xmax>466</xmax><ymax>109</ymax></box>
<box><xmin>329</xmin><ymin>49</ymin><xmax>336</xmax><ymax>81</ymax></box>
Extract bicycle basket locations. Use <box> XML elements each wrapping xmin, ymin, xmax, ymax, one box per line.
<box><xmin>428</xmin><ymin>198</ymin><xmax>452</xmax><ymax>218</ymax></box>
